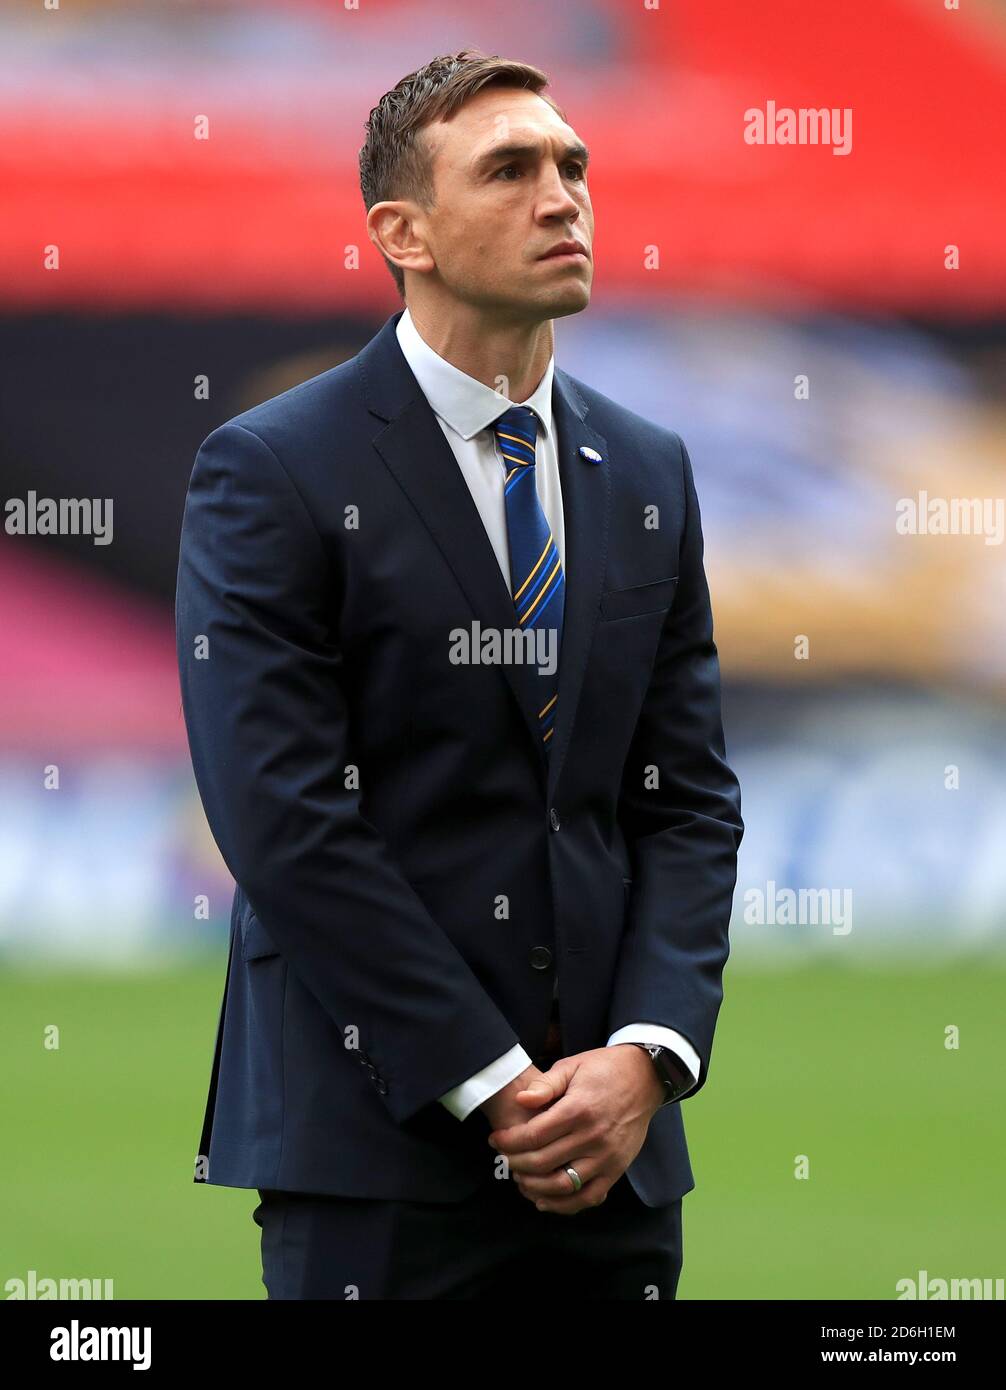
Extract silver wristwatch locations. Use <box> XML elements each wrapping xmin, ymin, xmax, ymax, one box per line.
<box><xmin>634</xmin><ymin>1043</ymin><xmax>694</xmax><ymax>1106</ymax></box>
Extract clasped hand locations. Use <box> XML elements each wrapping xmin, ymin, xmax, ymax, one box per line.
<box><xmin>482</xmin><ymin>1045</ymin><xmax>665</xmax><ymax>1215</ymax></box>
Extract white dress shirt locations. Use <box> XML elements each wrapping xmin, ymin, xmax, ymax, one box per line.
<box><xmin>394</xmin><ymin>307</ymin><xmax>701</xmax><ymax>1121</ymax></box>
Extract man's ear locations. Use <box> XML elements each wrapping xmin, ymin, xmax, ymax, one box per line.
<box><xmin>367</xmin><ymin>200</ymin><xmax>433</xmax><ymax>280</ymax></box>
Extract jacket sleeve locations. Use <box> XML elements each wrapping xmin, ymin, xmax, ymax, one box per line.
<box><xmin>607</xmin><ymin>434</ymin><xmax>744</xmax><ymax>1097</ymax></box>
<box><xmin>175</xmin><ymin>420</ymin><xmax>521</xmax><ymax>1125</ymax></box>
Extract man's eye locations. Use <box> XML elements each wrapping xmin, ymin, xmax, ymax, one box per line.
<box><xmin>495</xmin><ymin>161</ymin><xmax>585</xmax><ymax>181</ymax></box>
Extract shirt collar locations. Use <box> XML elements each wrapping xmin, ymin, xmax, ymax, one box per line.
<box><xmin>396</xmin><ymin>306</ymin><xmax>555</xmax><ymax>443</ymax></box>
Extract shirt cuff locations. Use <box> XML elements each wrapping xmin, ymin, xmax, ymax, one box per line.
<box><xmin>605</xmin><ymin>1024</ymin><xmax>700</xmax><ymax>1099</ymax></box>
<box><xmin>438</xmin><ymin>1044</ymin><xmax>534</xmax><ymax>1122</ymax></box>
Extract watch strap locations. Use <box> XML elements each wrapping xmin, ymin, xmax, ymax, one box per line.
<box><xmin>635</xmin><ymin>1043</ymin><xmax>694</xmax><ymax>1105</ymax></box>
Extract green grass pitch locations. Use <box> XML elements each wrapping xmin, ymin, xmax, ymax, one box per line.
<box><xmin>2</xmin><ymin>960</ymin><xmax>1002</xmax><ymax>1299</ymax></box>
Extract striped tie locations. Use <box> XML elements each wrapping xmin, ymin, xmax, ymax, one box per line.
<box><xmin>491</xmin><ymin>405</ymin><xmax>565</xmax><ymax>751</ymax></box>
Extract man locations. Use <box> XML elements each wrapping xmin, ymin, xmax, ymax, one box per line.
<box><xmin>175</xmin><ymin>49</ymin><xmax>743</xmax><ymax>1300</ymax></box>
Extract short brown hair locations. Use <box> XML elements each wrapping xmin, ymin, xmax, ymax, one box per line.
<box><xmin>359</xmin><ymin>50</ymin><xmax>564</xmax><ymax>300</ymax></box>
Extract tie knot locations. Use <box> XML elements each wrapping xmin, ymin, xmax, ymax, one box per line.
<box><xmin>493</xmin><ymin>405</ymin><xmax>538</xmax><ymax>468</ymax></box>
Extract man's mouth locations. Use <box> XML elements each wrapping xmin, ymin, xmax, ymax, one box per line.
<box><xmin>538</xmin><ymin>241</ymin><xmax>589</xmax><ymax>261</ymax></box>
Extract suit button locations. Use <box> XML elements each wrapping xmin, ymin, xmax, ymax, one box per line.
<box><xmin>549</xmin><ymin>807</ymin><xmax>561</xmax><ymax>831</ymax></box>
<box><xmin>374</xmin><ymin>1078</ymin><xmax>388</xmax><ymax>1095</ymax></box>
<box><xmin>529</xmin><ymin>946</ymin><xmax>553</xmax><ymax>970</ymax></box>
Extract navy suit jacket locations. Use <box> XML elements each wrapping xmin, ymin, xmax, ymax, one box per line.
<box><xmin>175</xmin><ymin>308</ymin><xmax>743</xmax><ymax>1207</ymax></box>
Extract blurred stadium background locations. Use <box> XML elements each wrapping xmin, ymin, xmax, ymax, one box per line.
<box><xmin>2</xmin><ymin>0</ymin><xmax>1004</xmax><ymax>1299</ymax></box>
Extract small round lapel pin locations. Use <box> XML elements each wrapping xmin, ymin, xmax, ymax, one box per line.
<box><xmin>578</xmin><ymin>446</ymin><xmax>603</xmax><ymax>464</ymax></box>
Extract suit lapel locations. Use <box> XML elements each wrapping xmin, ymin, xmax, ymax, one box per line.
<box><xmin>359</xmin><ymin>313</ymin><xmax>609</xmax><ymax>787</ymax></box>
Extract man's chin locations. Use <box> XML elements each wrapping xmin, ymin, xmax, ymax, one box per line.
<box><xmin>531</xmin><ymin>276</ymin><xmax>592</xmax><ymax>318</ymax></box>
<box><xmin>546</xmin><ymin>286</ymin><xmax>591</xmax><ymax>321</ymax></box>
<box><xmin>477</xmin><ymin>281</ymin><xmax>591</xmax><ymax>322</ymax></box>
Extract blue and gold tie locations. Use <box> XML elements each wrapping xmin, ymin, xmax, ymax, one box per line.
<box><xmin>491</xmin><ymin>405</ymin><xmax>565</xmax><ymax>750</ymax></box>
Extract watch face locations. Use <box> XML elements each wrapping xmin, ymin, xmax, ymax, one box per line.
<box><xmin>652</xmin><ymin>1047</ymin><xmax>691</xmax><ymax>1094</ymax></box>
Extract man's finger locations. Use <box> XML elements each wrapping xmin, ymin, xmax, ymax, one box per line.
<box><xmin>532</xmin><ymin>1176</ymin><xmax>612</xmax><ymax>1216</ymax></box>
<box><xmin>515</xmin><ymin>1157</ymin><xmax>600</xmax><ymax>1199</ymax></box>
<box><xmin>518</xmin><ymin>1057</ymin><xmax>572</xmax><ymax>1098</ymax></box>
<box><xmin>489</xmin><ymin>1091</ymin><xmax>577</xmax><ymax>1153</ymax></box>
<box><xmin>505</xmin><ymin>1127</ymin><xmax>594</xmax><ymax>1177</ymax></box>
<box><xmin>513</xmin><ymin>1075</ymin><xmax>561</xmax><ymax>1108</ymax></box>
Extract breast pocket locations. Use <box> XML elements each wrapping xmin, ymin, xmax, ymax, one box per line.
<box><xmin>599</xmin><ymin>575</ymin><xmax>678</xmax><ymax>622</ymax></box>
<box><xmin>239</xmin><ymin>904</ymin><xmax>280</xmax><ymax>962</ymax></box>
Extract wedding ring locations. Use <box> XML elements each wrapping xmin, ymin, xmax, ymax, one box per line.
<box><xmin>564</xmin><ymin>1165</ymin><xmax>583</xmax><ymax>1193</ymax></box>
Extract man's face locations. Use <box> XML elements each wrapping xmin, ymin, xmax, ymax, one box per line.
<box><xmin>413</xmin><ymin>85</ymin><xmax>594</xmax><ymax>321</ymax></box>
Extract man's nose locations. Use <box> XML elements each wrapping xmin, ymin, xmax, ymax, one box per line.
<box><xmin>537</xmin><ymin>167</ymin><xmax>580</xmax><ymax>217</ymax></box>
